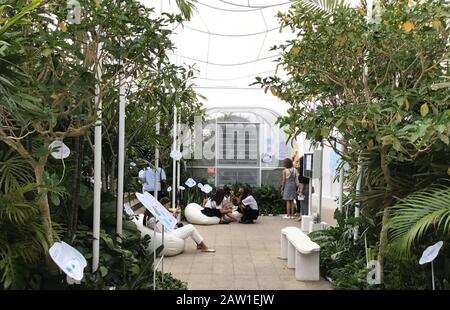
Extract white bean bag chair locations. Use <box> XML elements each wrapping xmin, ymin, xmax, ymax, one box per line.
<box><xmin>132</xmin><ymin>214</ymin><xmax>185</xmax><ymax>257</ymax></box>
<box><xmin>184</xmin><ymin>203</ymin><xmax>220</xmax><ymax>225</ymax></box>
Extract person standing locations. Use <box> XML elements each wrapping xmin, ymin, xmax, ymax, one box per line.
<box><xmin>280</xmin><ymin>158</ymin><xmax>299</xmax><ymax>219</ymax></box>
<box><xmin>295</xmin><ymin>156</ymin><xmax>310</xmax><ymax>221</ymax></box>
<box><xmin>138</xmin><ymin>160</ymin><xmax>166</xmax><ymax>198</ymax></box>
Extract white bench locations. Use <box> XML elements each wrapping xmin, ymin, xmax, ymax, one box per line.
<box><xmin>280</xmin><ymin>226</ymin><xmax>320</xmax><ymax>281</ymax></box>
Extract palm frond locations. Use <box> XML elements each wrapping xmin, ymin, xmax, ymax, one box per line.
<box><xmin>0</xmin><ymin>149</ymin><xmax>33</xmax><ymax>193</ymax></box>
<box><xmin>174</xmin><ymin>0</ymin><xmax>197</xmax><ymax>21</ymax></box>
<box><xmin>298</xmin><ymin>0</ymin><xmax>350</xmax><ymax>17</ymax></box>
<box><xmin>388</xmin><ymin>183</ymin><xmax>450</xmax><ymax>256</ymax></box>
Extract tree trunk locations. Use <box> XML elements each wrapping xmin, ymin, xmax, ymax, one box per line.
<box><xmin>377</xmin><ymin>146</ymin><xmax>393</xmax><ymax>284</ymax></box>
<box><xmin>68</xmin><ymin>136</ymin><xmax>83</xmax><ymax>237</ymax></box>
<box><xmin>34</xmin><ymin>162</ymin><xmax>57</xmax><ymax>273</ymax></box>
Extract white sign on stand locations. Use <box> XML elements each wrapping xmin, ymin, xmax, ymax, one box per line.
<box><xmin>135</xmin><ymin>192</ymin><xmax>177</xmax><ymax>232</ymax></box>
<box><xmin>419</xmin><ymin>241</ymin><xmax>443</xmax><ymax>290</ymax></box>
<box><xmin>49</xmin><ymin>241</ymin><xmax>87</xmax><ymax>282</ymax></box>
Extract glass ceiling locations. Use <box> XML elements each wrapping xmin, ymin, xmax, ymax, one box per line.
<box><xmin>139</xmin><ymin>0</ymin><xmax>360</xmax><ymax>114</ymax></box>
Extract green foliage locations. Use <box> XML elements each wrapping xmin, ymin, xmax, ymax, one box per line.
<box><xmin>1</xmin><ymin>0</ymin><xmax>200</xmax><ymax>290</ymax></box>
<box><xmin>0</xmin><ymin>185</ymin><xmax>48</xmax><ymax>289</ymax></box>
<box><xmin>251</xmin><ymin>186</ymin><xmax>285</xmax><ymax>215</ymax></box>
<box><xmin>256</xmin><ymin>0</ymin><xmax>450</xmax><ymax>288</ymax></box>
<box><xmin>388</xmin><ymin>183</ymin><xmax>450</xmax><ymax>256</ymax></box>
<box><xmin>0</xmin><ymin>147</ymin><xmax>33</xmax><ymax>193</ymax></box>
<box><xmin>72</xmin><ymin>225</ymin><xmax>158</xmax><ymax>290</ymax></box>
<box><xmin>293</xmin><ymin>0</ymin><xmax>349</xmax><ymax>18</ymax></box>
<box><xmin>155</xmin><ymin>271</ymin><xmax>188</xmax><ymax>290</ymax></box>
<box><xmin>309</xmin><ymin>208</ymin><xmax>379</xmax><ymax>289</ymax></box>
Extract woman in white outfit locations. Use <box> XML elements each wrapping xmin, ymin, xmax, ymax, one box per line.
<box><xmin>143</xmin><ymin>198</ymin><xmax>215</xmax><ymax>252</ymax></box>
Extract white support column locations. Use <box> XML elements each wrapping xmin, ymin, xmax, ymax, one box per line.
<box><xmin>318</xmin><ymin>143</ymin><xmax>324</xmax><ymax>221</ymax></box>
<box><xmin>92</xmin><ymin>42</ymin><xmax>103</xmax><ymax>272</ymax></box>
<box><xmin>172</xmin><ymin>107</ymin><xmax>177</xmax><ymax>209</ymax></box>
<box><xmin>154</xmin><ymin>122</ymin><xmax>160</xmax><ymax>200</ymax></box>
<box><xmin>176</xmin><ymin>112</ymin><xmax>181</xmax><ymax>205</ymax></box>
<box><xmin>116</xmin><ymin>55</ymin><xmax>125</xmax><ymax>236</ymax></box>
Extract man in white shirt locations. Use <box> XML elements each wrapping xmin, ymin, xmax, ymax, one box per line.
<box><xmin>138</xmin><ymin>163</ymin><xmax>166</xmax><ymax>198</ymax></box>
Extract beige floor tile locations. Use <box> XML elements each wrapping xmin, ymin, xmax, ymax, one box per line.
<box><xmin>234</xmin><ymin>276</ymin><xmax>259</xmax><ymax>290</ymax></box>
<box><xmin>163</xmin><ymin>217</ymin><xmax>332</xmax><ymax>291</ymax></box>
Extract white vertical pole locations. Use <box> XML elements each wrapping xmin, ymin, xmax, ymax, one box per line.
<box><xmin>154</xmin><ymin>122</ymin><xmax>160</xmax><ymax>200</ymax></box>
<box><xmin>354</xmin><ymin>164</ymin><xmax>362</xmax><ymax>240</ymax></box>
<box><xmin>176</xmin><ymin>112</ymin><xmax>181</xmax><ymax>202</ymax></box>
<box><xmin>318</xmin><ymin>144</ymin><xmax>324</xmax><ymax>222</ymax></box>
<box><xmin>116</xmin><ymin>53</ymin><xmax>125</xmax><ymax>236</ymax></box>
<box><xmin>172</xmin><ymin>107</ymin><xmax>177</xmax><ymax>209</ymax></box>
<box><xmin>92</xmin><ymin>42</ymin><xmax>103</xmax><ymax>272</ymax></box>
<box><xmin>308</xmin><ymin>181</ymin><xmax>312</xmax><ymax>216</ymax></box>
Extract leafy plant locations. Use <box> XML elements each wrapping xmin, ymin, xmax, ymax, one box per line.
<box><xmin>388</xmin><ymin>183</ymin><xmax>450</xmax><ymax>257</ymax></box>
<box><xmin>0</xmin><ymin>185</ymin><xmax>48</xmax><ymax>289</ymax></box>
<box><xmin>256</xmin><ymin>0</ymin><xmax>450</xmax><ymax>285</ymax></box>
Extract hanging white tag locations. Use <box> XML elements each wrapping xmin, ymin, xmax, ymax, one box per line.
<box><xmin>185</xmin><ymin>178</ymin><xmax>197</xmax><ymax>188</ymax></box>
<box><xmin>201</xmin><ymin>184</ymin><xmax>213</xmax><ymax>194</ymax></box>
<box><xmin>49</xmin><ymin>140</ymin><xmax>71</xmax><ymax>159</ymax></box>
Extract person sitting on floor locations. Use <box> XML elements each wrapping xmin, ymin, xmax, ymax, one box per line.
<box><xmin>143</xmin><ymin>199</ymin><xmax>215</xmax><ymax>252</ymax></box>
<box><xmin>201</xmin><ymin>188</ymin><xmax>240</xmax><ymax>223</ymax></box>
<box><xmin>237</xmin><ymin>185</ymin><xmax>259</xmax><ymax>224</ymax></box>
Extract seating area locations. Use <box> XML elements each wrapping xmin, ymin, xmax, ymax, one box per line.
<box><xmin>162</xmin><ymin>215</ymin><xmax>330</xmax><ymax>290</ymax></box>
<box><xmin>184</xmin><ymin>203</ymin><xmax>221</xmax><ymax>225</ymax></box>
<box><xmin>280</xmin><ymin>227</ymin><xmax>320</xmax><ymax>281</ymax></box>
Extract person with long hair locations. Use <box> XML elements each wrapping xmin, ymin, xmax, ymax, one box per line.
<box><xmin>201</xmin><ymin>188</ymin><xmax>240</xmax><ymax>222</ymax></box>
<box><xmin>236</xmin><ymin>185</ymin><xmax>259</xmax><ymax>224</ymax></box>
<box><xmin>143</xmin><ymin>198</ymin><xmax>215</xmax><ymax>252</ymax></box>
<box><xmin>280</xmin><ymin>158</ymin><xmax>299</xmax><ymax>219</ymax></box>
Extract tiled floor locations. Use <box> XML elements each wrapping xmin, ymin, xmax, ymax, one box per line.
<box><xmin>161</xmin><ymin>214</ymin><xmax>332</xmax><ymax>290</ymax></box>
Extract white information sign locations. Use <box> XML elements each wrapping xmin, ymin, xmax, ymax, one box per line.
<box><xmin>135</xmin><ymin>192</ymin><xmax>177</xmax><ymax>232</ymax></box>
<box><xmin>49</xmin><ymin>241</ymin><xmax>87</xmax><ymax>281</ymax></box>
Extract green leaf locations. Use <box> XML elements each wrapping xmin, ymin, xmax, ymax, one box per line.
<box><xmin>32</xmin><ymin>146</ymin><xmax>50</xmax><ymax>158</ymax></box>
<box><xmin>438</xmin><ymin>134</ymin><xmax>449</xmax><ymax>145</ymax></box>
<box><xmin>320</xmin><ymin>127</ymin><xmax>330</xmax><ymax>137</ymax></box>
<box><xmin>381</xmin><ymin>135</ymin><xmax>394</xmax><ymax>145</ymax></box>
<box><xmin>42</xmin><ymin>48</ymin><xmax>52</xmax><ymax>57</ymax></box>
<box><xmin>392</xmin><ymin>138</ymin><xmax>402</xmax><ymax>152</ymax></box>
<box><xmin>50</xmin><ymin>193</ymin><xmax>60</xmax><ymax>206</ymax></box>
<box><xmin>420</xmin><ymin>103</ymin><xmax>429</xmax><ymax>117</ymax></box>
<box><xmin>99</xmin><ymin>266</ymin><xmax>108</xmax><ymax>277</ymax></box>
<box><xmin>408</xmin><ymin>133</ymin><xmax>419</xmax><ymax>143</ymax></box>
<box><xmin>131</xmin><ymin>264</ymin><xmax>140</xmax><ymax>275</ymax></box>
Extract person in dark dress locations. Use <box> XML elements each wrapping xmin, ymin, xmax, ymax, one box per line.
<box><xmin>295</xmin><ymin>156</ymin><xmax>310</xmax><ymax>221</ymax></box>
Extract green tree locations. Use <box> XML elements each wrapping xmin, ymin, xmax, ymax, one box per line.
<box><xmin>256</xmin><ymin>0</ymin><xmax>450</xmax><ymax>283</ymax></box>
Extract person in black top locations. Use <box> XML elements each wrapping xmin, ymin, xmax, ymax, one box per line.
<box><xmin>295</xmin><ymin>156</ymin><xmax>310</xmax><ymax>221</ymax></box>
